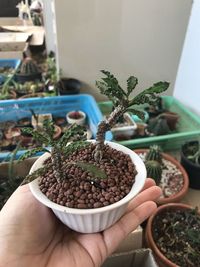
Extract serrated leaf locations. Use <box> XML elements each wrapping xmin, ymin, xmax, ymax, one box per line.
<box><xmin>58</xmin><ymin>124</ymin><xmax>86</xmax><ymax>147</ymax></box>
<box><xmin>21</xmin><ymin>127</ymin><xmax>50</xmax><ymax>145</ymax></box>
<box><xmin>127</xmin><ymin>76</ymin><xmax>138</xmax><ymax>96</ymax></box>
<box><xmin>18</xmin><ymin>147</ymin><xmax>50</xmax><ymax>162</ymax></box>
<box><xmin>69</xmin><ymin>161</ymin><xmax>107</xmax><ymax>179</ymax></box>
<box><xmin>130</xmin><ymin>81</ymin><xmax>169</xmax><ymax>106</ymax></box>
<box><xmin>62</xmin><ymin>141</ymin><xmax>90</xmax><ymax>157</ymax></box>
<box><xmin>21</xmin><ymin>166</ymin><xmax>48</xmax><ymax>185</ymax></box>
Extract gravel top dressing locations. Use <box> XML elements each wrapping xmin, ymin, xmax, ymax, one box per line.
<box><xmin>138</xmin><ymin>152</ymin><xmax>184</xmax><ymax>197</ymax></box>
<box><xmin>39</xmin><ymin>144</ymin><xmax>137</xmax><ymax>209</ymax></box>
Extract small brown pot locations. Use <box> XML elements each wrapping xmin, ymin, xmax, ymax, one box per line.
<box><xmin>4</xmin><ymin>127</ymin><xmax>21</xmax><ymax>140</ymax></box>
<box><xmin>145</xmin><ymin>203</ymin><xmax>195</xmax><ymax>267</ymax></box>
<box><xmin>53</xmin><ymin>125</ymin><xmax>62</xmax><ymax>140</ymax></box>
<box><xmin>160</xmin><ymin>111</ymin><xmax>179</xmax><ymax>131</ymax></box>
<box><xmin>134</xmin><ymin>149</ymin><xmax>189</xmax><ymax>205</ymax></box>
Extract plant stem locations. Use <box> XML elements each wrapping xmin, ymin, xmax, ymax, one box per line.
<box><xmin>94</xmin><ymin>104</ymin><xmax>126</xmax><ymax>161</ymax></box>
<box><xmin>51</xmin><ymin>146</ymin><xmax>63</xmax><ymax>182</ymax></box>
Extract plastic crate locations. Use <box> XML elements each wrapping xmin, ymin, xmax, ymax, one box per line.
<box><xmin>98</xmin><ymin>96</ymin><xmax>200</xmax><ymax>151</ymax></box>
<box><xmin>0</xmin><ymin>94</ymin><xmax>112</xmax><ymax>161</ymax></box>
<box><xmin>0</xmin><ymin>59</ymin><xmax>21</xmax><ymax>84</ymax></box>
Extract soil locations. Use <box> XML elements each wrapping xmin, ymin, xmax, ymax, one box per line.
<box><xmin>152</xmin><ymin>209</ymin><xmax>200</xmax><ymax>267</ymax></box>
<box><xmin>39</xmin><ymin>143</ymin><xmax>137</xmax><ymax>209</ymax></box>
<box><xmin>68</xmin><ymin>111</ymin><xmax>84</xmax><ymax>120</ymax></box>
<box><xmin>138</xmin><ymin>152</ymin><xmax>184</xmax><ymax>197</ymax></box>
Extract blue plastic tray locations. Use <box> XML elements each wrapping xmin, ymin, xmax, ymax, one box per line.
<box><xmin>0</xmin><ymin>94</ymin><xmax>112</xmax><ymax>161</ymax></box>
<box><xmin>0</xmin><ymin>59</ymin><xmax>21</xmax><ymax>84</ymax></box>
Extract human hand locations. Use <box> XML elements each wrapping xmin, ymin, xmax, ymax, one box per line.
<box><xmin>0</xmin><ymin>178</ymin><xmax>161</xmax><ymax>267</ymax></box>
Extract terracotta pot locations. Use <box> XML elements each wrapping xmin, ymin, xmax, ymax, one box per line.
<box><xmin>160</xmin><ymin>111</ymin><xmax>179</xmax><ymax>131</ymax></box>
<box><xmin>134</xmin><ymin>149</ymin><xmax>189</xmax><ymax>205</ymax></box>
<box><xmin>4</xmin><ymin>127</ymin><xmax>21</xmax><ymax>140</ymax></box>
<box><xmin>53</xmin><ymin>125</ymin><xmax>62</xmax><ymax>140</ymax></box>
<box><xmin>145</xmin><ymin>203</ymin><xmax>196</xmax><ymax>267</ymax></box>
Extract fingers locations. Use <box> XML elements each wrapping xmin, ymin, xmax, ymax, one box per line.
<box><xmin>141</xmin><ymin>178</ymin><xmax>156</xmax><ymax>191</ymax></box>
<box><xmin>126</xmin><ymin>185</ymin><xmax>162</xmax><ymax>213</ymax></box>
<box><xmin>103</xmin><ymin>200</ymin><xmax>157</xmax><ymax>255</ymax></box>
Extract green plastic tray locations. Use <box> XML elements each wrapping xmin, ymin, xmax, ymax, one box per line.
<box><xmin>98</xmin><ymin>96</ymin><xmax>200</xmax><ymax>151</ymax></box>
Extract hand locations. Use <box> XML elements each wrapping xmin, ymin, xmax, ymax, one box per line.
<box><xmin>0</xmin><ymin>178</ymin><xmax>161</xmax><ymax>267</ymax></box>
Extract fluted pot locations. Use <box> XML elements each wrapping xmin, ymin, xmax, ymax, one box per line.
<box><xmin>29</xmin><ymin>141</ymin><xmax>146</xmax><ymax>233</ymax></box>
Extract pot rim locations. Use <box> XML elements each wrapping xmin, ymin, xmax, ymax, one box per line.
<box><xmin>145</xmin><ymin>203</ymin><xmax>196</xmax><ymax>267</ymax></box>
<box><xmin>133</xmin><ymin>149</ymin><xmax>189</xmax><ymax>204</ymax></box>
<box><xmin>29</xmin><ymin>140</ymin><xmax>147</xmax><ymax>215</ymax></box>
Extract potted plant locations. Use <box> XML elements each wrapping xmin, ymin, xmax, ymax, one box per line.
<box><xmin>145</xmin><ymin>203</ymin><xmax>200</xmax><ymax>267</ymax></box>
<box><xmin>58</xmin><ymin>78</ymin><xmax>82</xmax><ymax>95</ymax></box>
<box><xmin>181</xmin><ymin>140</ymin><xmax>200</xmax><ymax>189</ymax></box>
<box><xmin>15</xmin><ymin>57</ymin><xmax>42</xmax><ymax>83</ymax></box>
<box><xmin>111</xmin><ymin>112</ymin><xmax>137</xmax><ymax>140</ymax></box>
<box><xmin>134</xmin><ymin>145</ymin><xmax>189</xmax><ymax>205</ymax></box>
<box><xmin>66</xmin><ymin>110</ymin><xmax>86</xmax><ymax>126</ymax></box>
<box><xmin>19</xmin><ymin>70</ymin><xmax>169</xmax><ymax>233</ymax></box>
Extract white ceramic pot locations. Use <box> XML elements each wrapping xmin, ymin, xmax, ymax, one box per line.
<box><xmin>29</xmin><ymin>141</ymin><xmax>146</xmax><ymax>233</ymax></box>
<box><xmin>66</xmin><ymin>110</ymin><xmax>86</xmax><ymax>126</ymax></box>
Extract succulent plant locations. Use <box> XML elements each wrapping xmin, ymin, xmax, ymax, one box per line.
<box><xmin>19</xmin><ymin>58</ymin><xmax>40</xmax><ymax>75</ymax></box>
<box><xmin>145</xmin><ymin>160</ymin><xmax>162</xmax><ymax>185</ymax></box>
<box><xmin>145</xmin><ymin>145</ymin><xmax>163</xmax><ymax>164</ymax></box>
<box><xmin>148</xmin><ymin>116</ymin><xmax>171</xmax><ymax>136</ymax></box>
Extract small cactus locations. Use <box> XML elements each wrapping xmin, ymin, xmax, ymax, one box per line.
<box><xmin>145</xmin><ymin>160</ymin><xmax>162</xmax><ymax>185</ymax></box>
<box><xmin>145</xmin><ymin>145</ymin><xmax>163</xmax><ymax>164</ymax></box>
<box><xmin>20</xmin><ymin>58</ymin><xmax>40</xmax><ymax>75</ymax></box>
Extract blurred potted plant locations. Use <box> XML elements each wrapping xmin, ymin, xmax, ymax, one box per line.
<box><xmin>15</xmin><ymin>57</ymin><xmax>42</xmax><ymax>83</ymax></box>
<box><xmin>134</xmin><ymin>145</ymin><xmax>189</xmax><ymax>205</ymax></box>
<box><xmin>181</xmin><ymin>140</ymin><xmax>200</xmax><ymax>189</ymax></box>
<box><xmin>145</xmin><ymin>203</ymin><xmax>200</xmax><ymax>267</ymax></box>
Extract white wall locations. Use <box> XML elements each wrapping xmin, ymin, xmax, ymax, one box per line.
<box><xmin>174</xmin><ymin>0</ymin><xmax>200</xmax><ymax>115</ymax></box>
<box><xmin>42</xmin><ymin>0</ymin><xmax>57</xmax><ymax>54</ymax></box>
<box><xmin>54</xmin><ymin>0</ymin><xmax>192</xmax><ymax>100</ymax></box>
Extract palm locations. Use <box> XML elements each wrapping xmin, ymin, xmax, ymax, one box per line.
<box><xmin>0</xmin><ymin>179</ymin><xmax>161</xmax><ymax>267</ymax></box>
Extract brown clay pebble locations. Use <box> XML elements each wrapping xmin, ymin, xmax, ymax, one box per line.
<box><xmin>39</xmin><ymin>143</ymin><xmax>137</xmax><ymax>209</ymax></box>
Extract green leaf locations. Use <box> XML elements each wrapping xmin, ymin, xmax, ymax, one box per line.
<box><xmin>127</xmin><ymin>76</ymin><xmax>138</xmax><ymax>96</ymax></box>
<box><xmin>69</xmin><ymin>161</ymin><xmax>107</xmax><ymax>179</ymax></box>
<box><xmin>21</xmin><ymin>127</ymin><xmax>50</xmax><ymax>145</ymax></box>
<box><xmin>58</xmin><ymin>124</ymin><xmax>86</xmax><ymax>147</ymax></box>
<box><xmin>62</xmin><ymin>141</ymin><xmax>90</xmax><ymax>156</ymax></box>
<box><xmin>21</xmin><ymin>166</ymin><xmax>48</xmax><ymax>185</ymax></box>
<box><xmin>96</xmin><ymin>70</ymin><xmax>127</xmax><ymax>105</ymax></box>
<box><xmin>18</xmin><ymin>147</ymin><xmax>50</xmax><ymax>162</ymax></box>
<box><xmin>42</xmin><ymin>119</ymin><xmax>55</xmax><ymax>139</ymax></box>
<box><xmin>130</xmin><ymin>81</ymin><xmax>169</xmax><ymax>106</ymax></box>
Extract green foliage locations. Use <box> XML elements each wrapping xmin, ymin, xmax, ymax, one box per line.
<box><xmin>145</xmin><ymin>160</ymin><xmax>162</xmax><ymax>185</ymax></box>
<box><xmin>127</xmin><ymin>76</ymin><xmax>138</xmax><ymax>96</ymax></box>
<box><xmin>19</xmin><ymin>121</ymin><xmax>89</xmax><ymax>184</ymax></box>
<box><xmin>19</xmin><ymin>122</ymin><xmax>87</xmax><ymax>162</ymax></box>
<box><xmin>145</xmin><ymin>145</ymin><xmax>163</xmax><ymax>164</ymax></box>
<box><xmin>96</xmin><ymin>70</ymin><xmax>169</xmax><ymax>121</ymax></box>
<box><xmin>19</xmin><ymin>58</ymin><xmax>39</xmax><ymax>75</ymax></box>
<box><xmin>21</xmin><ymin>166</ymin><xmax>51</xmax><ymax>185</ymax></box>
<box><xmin>184</xmin><ymin>142</ymin><xmax>200</xmax><ymax>165</ymax></box>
